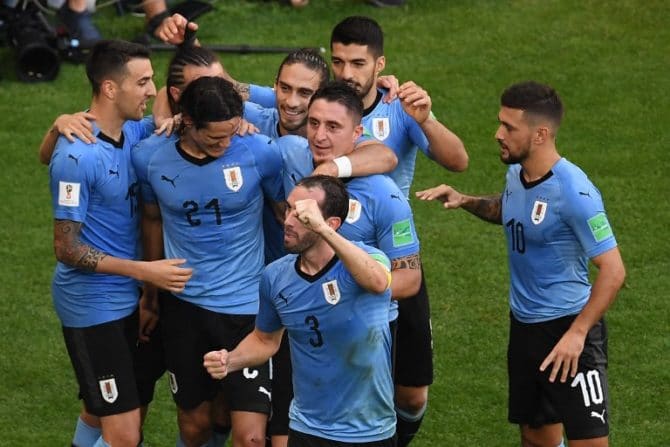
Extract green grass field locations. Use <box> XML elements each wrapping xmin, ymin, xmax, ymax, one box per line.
<box><xmin>1</xmin><ymin>0</ymin><xmax>668</xmax><ymax>445</ymax></box>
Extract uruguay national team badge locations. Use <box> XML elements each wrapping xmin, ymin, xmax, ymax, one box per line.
<box><xmin>346</xmin><ymin>199</ymin><xmax>362</xmax><ymax>223</ymax></box>
<box><xmin>98</xmin><ymin>377</ymin><xmax>118</xmax><ymax>403</ymax></box>
<box><xmin>223</xmin><ymin>166</ymin><xmax>243</xmax><ymax>192</ymax></box>
<box><xmin>531</xmin><ymin>200</ymin><xmax>547</xmax><ymax>225</ymax></box>
<box><xmin>167</xmin><ymin>371</ymin><xmax>178</xmax><ymax>394</ymax></box>
<box><xmin>322</xmin><ymin>280</ymin><xmax>341</xmax><ymax>305</ymax></box>
<box><xmin>372</xmin><ymin>117</ymin><xmax>390</xmax><ymax>140</ymax></box>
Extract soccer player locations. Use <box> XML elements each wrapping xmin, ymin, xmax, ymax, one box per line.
<box><xmin>134</xmin><ymin>76</ymin><xmax>284</xmax><ymax>447</ymax></box>
<box><xmin>48</xmin><ymin>39</ymin><xmax>193</xmax><ymax>447</ymax></box>
<box><xmin>329</xmin><ymin>16</ymin><xmax>469</xmax><ymax>445</ymax></box>
<box><xmin>416</xmin><ymin>81</ymin><xmax>626</xmax><ymax>447</ymax></box>
<box><xmin>204</xmin><ymin>175</ymin><xmax>396</xmax><ymax>447</ymax></box>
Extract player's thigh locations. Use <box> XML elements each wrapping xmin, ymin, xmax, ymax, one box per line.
<box><xmin>395</xmin><ymin>275</ymin><xmax>433</xmax><ymax>387</ymax></box>
<box><xmin>230</xmin><ymin>410</ymin><xmax>268</xmax><ymax>445</ymax></box>
<box><xmin>161</xmin><ymin>294</ymin><xmax>219</xmax><ymax>410</ymax></box>
<box><xmin>62</xmin><ymin>313</ymin><xmax>141</xmax><ymax>417</ymax></box>
<box><xmin>520</xmin><ymin>423</ymin><xmax>563</xmax><ymax>447</ymax></box>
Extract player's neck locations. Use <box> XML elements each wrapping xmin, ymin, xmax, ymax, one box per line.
<box><xmin>280</xmin><ymin>124</ymin><xmax>306</xmax><ymax>138</ymax></box>
<box><xmin>361</xmin><ymin>83</ymin><xmax>379</xmax><ymax>110</ymax></box>
<box><xmin>299</xmin><ymin>241</ymin><xmax>336</xmax><ymax>275</ymax></box>
<box><xmin>522</xmin><ymin>144</ymin><xmax>561</xmax><ymax>182</ymax></box>
<box><xmin>88</xmin><ymin>100</ymin><xmax>125</xmax><ymax>141</ymax></box>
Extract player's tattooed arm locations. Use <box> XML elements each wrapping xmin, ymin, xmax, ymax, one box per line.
<box><xmin>233</xmin><ymin>82</ymin><xmax>250</xmax><ymax>101</ymax></box>
<box><xmin>53</xmin><ymin>219</ymin><xmax>107</xmax><ymax>271</ymax></box>
<box><xmin>391</xmin><ymin>253</ymin><xmax>421</xmax><ymax>271</ymax></box>
<box><xmin>461</xmin><ymin>194</ymin><xmax>503</xmax><ymax>224</ymax></box>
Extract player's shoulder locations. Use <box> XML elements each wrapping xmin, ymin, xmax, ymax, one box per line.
<box><xmin>552</xmin><ymin>158</ymin><xmax>598</xmax><ymax>195</ymax></box>
<box><xmin>53</xmin><ymin>135</ymin><xmax>103</xmax><ymax>166</ymax></box>
<box><xmin>353</xmin><ymin>173</ymin><xmax>402</xmax><ymax>194</ymax></box>
<box><xmin>264</xmin><ymin>253</ymin><xmax>298</xmax><ymax>278</ymax></box>
<box><xmin>277</xmin><ymin>134</ymin><xmax>308</xmax><ymax>150</ymax></box>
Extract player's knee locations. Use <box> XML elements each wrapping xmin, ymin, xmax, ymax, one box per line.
<box><xmin>104</xmin><ymin>429</ymin><xmax>141</xmax><ymax>447</ymax></box>
<box><xmin>178</xmin><ymin>408</ymin><xmax>212</xmax><ymax>445</ymax></box>
<box><xmin>232</xmin><ymin>429</ymin><xmax>266</xmax><ymax>447</ymax></box>
<box><xmin>396</xmin><ymin>387</ymin><xmax>428</xmax><ymax>414</ymax></box>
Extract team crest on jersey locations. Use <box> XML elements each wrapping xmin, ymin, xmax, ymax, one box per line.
<box><xmin>223</xmin><ymin>166</ymin><xmax>243</xmax><ymax>192</ymax></box>
<box><xmin>322</xmin><ymin>280</ymin><xmax>341</xmax><ymax>305</ymax></box>
<box><xmin>372</xmin><ymin>117</ymin><xmax>390</xmax><ymax>140</ymax></box>
<box><xmin>531</xmin><ymin>200</ymin><xmax>548</xmax><ymax>225</ymax></box>
<box><xmin>98</xmin><ymin>377</ymin><xmax>118</xmax><ymax>403</ymax></box>
<box><xmin>346</xmin><ymin>199</ymin><xmax>362</xmax><ymax>223</ymax></box>
<box><xmin>167</xmin><ymin>371</ymin><xmax>178</xmax><ymax>394</ymax></box>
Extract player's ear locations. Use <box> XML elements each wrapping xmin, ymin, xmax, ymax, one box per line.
<box><xmin>101</xmin><ymin>79</ymin><xmax>116</xmax><ymax>100</ymax></box>
<box><xmin>169</xmin><ymin>86</ymin><xmax>182</xmax><ymax>104</ymax></box>
<box><xmin>326</xmin><ymin>216</ymin><xmax>342</xmax><ymax>231</ymax></box>
<box><xmin>352</xmin><ymin>124</ymin><xmax>364</xmax><ymax>142</ymax></box>
<box><xmin>534</xmin><ymin>125</ymin><xmax>549</xmax><ymax>145</ymax></box>
<box><xmin>375</xmin><ymin>55</ymin><xmax>386</xmax><ymax>76</ymax></box>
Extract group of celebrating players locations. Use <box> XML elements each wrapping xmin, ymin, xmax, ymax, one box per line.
<box><xmin>43</xmin><ymin>11</ymin><xmax>625</xmax><ymax>447</ymax></box>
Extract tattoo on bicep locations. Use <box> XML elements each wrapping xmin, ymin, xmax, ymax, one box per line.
<box><xmin>54</xmin><ymin>220</ymin><xmax>107</xmax><ymax>271</ymax></box>
<box><xmin>391</xmin><ymin>253</ymin><xmax>421</xmax><ymax>271</ymax></box>
<box><xmin>235</xmin><ymin>82</ymin><xmax>250</xmax><ymax>100</ymax></box>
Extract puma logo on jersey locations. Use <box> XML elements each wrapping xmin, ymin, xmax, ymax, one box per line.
<box><xmin>108</xmin><ymin>168</ymin><xmax>119</xmax><ymax>178</ymax></box>
<box><xmin>161</xmin><ymin>174</ymin><xmax>179</xmax><ymax>188</ymax></box>
<box><xmin>68</xmin><ymin>154</ymin><xmax>81</xmax><ymax>165</ymax></box>
<box><xmin>278</xmin><ymin>292</ymin><xmax>289</xmax><ymax>305</ymax></box>
<box><xmin>390</xmin><ymin>193</ymin><xmax>401</xmax><ymax>201</ymax></box>
<box><xmin>579</xmin><ymin>191</ymin><xmax>591</xmax><ymax>197</ymax></box>
<box><xmin>590</xmin><ymin>409</ymin><xmax>606</xmax><ymax>424</ymax></box>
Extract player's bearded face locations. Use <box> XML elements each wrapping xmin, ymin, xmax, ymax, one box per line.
<box><xmin>116</xmin><ymin>58</ymin><xmax>156</xmax><ymax>121</ymax></box>
<box><xmin>275</xmin><ymin>63</ymin><xmax>322</xmax><ymax>133</ymax></box>
<box><xmin>284</xmin><ymin>187</ymin><xmax>321</xmax><ymax>253</ymax></box>
<box><xmin>330</xmin><ymin>43</ymin><xmax>378</xmax><ymax>99</ymax></box>
<box><xmin>496</xmin><ymin>107</ymin><xmax>533</xmax><ymax>165</ymax></box>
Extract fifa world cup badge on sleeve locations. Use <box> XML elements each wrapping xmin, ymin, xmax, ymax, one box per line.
<box><xmin>58</xmin><ymin>181</ymin><xmax>80</xmax><ymax>207</ymax></box>
<box><xmin>588</xmin><ymin>213</ymin><xmax>613</xmax><ymax>242</ymax></box>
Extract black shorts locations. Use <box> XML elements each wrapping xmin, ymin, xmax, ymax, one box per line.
<box><xmin>288</xmin><ymin>429</ymin><xmax>395</xmax><ymax>447</ymax></box>
<box><xmin>134</xmin><ymin>291</ymin><xmax>170</xmax><ymax>407</ymax></box>
<box><xmin>161</xmin><ymin>294</ymin><xmax>271</xmax><ymax>413</ymax></box>
<box><xmin>394</xmin><ymin>273</ymin><xmax>433</xmax><ymax>387</ymax></box>
<box><xmin>508</xmin><ymin>313</ymin><xmax>609</xmax><ymax>439</ymax></box>
<box><xmin>62</xmin><ymin>311</ymin><xmax>141</xmax><ymax>417</ymax></box>
<box><xmin>268</xmin><ymin>331</ymin><xmax>293</xmax><ymax>436</ymax></box>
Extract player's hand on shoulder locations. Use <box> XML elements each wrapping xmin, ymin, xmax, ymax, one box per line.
<box><xmin>415</xmin><ymin>184</ymin><xmax>463</xmax><ymax>209</ymax></box>
<box><xmin>310</xmin><ymin>161</ymin><xmax>338</xmax><ymax>177</ymax></box>
<box><xmin>56</xmin><ymin>112</ymin><xmax>97</xmax><ymax>144</ymax></box>
<box><xmin>156</xmin><ymin>13</ymin><xmax>198</xmax><ymax>45</ymax></box>
<box><xmin>377</xmin><ymin>75</ymin><xmax>399</xmax><ymax>103</ymax></box>
<box><xmin>203</xmin><ymin>349</ymin><xmax>230</xmax><ymax>379</ymax></box>
<box><xmin>398</xmin><ymin>81</ymin><xmax>432</xmax><ymax>124</ymax></box>
<box><xmin>139</xmin><ymin>258</ymin><xmax>193</xmax><ymax>293</ymax></box>
<box><xmin>155</xmin><ymin>113</ymin><xmax>181</xmax><ymax>136</ymax></box>
<box><xmin>236</xmin><ymin>119</ymin><xmax>259</xmax><ymax>136</ymax></box>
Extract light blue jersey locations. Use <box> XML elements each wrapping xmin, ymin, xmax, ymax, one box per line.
<box><xmin>132</xmin><ymin>132</ymin><xmax>178</xmax><ymax>204</ymax></box>
<box><xmin>249</xmin><ymin>84</ymin><xmax>277</xmax><ymax>109</ymax></box>
<box><xmin>362</xmin><ymin>89</ymin><xmax>431</xmax><ymax>197</ymax></box>
<box><xmin>256</xmin><ymin>243</ymin><xmax>395</xmax><ymax>442</ymax></box>
<box><xmin>502</xmin><ymin>158</ymin><xmax>618</xmax><ymax>323</ymax></box>
<box><xmin>278</xmin><ymin>135</ymin><xmax>420</xmax><ymax>320</ymax></box>
<box><xmin>49</xmin><ymin>117</ymin><xmax>154</xmax><ymax>327</ymax></box>
<box><xmin>134</xmin><ymin>133</ymin><xmax>284</xmax><ymax>314</ymax></box>
<box><xmin>244</xmin><ymin>101</ymin><xmax>280</xmax><ymax>139</ymax></box>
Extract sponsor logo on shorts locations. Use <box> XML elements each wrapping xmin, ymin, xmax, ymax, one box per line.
<box><xmin>167</xmin><ymin>370</ymin><xmax>178</xmax><ymax>394</ymax></box>
<box><xmin>223</xmin><ymin>166</ymin><xmax>243</xmax><ymax>192</ymax></box>
<box><xmin>98</xmin><ymin>377</ymin><xmax>118</xmax><ymax>403</ymax></box>
<box><xmin>587</xmin><ymin>213</ymin><xmax>613</xmax><ymax>242</ymax></box>
<box><xmin>590</xmin><ymin>409</ymin><xmax>606</xmax><ymax>424</ymax></box>
<box><xmin>322</xmin><ymin>280</ymin><xmax>340</xmax><ymax>305</ymax></box>
<box><xmin>258</xmin><ymin>386</ymin><xmax>271</xmax><ymax>400</ymax></box>
<box><xmin>392</xmin><ymin>219</ymin><xmax>414</xmax><ymax>247</ymax></box>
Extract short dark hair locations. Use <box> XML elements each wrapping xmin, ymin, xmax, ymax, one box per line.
<box><xmin>296</xmin><ymin>175</ymin><xmax>349</xmax><ymax>223</ymax></box>
<box><xmin>501</xmin><ymin>81</ymin><xmax>564</xmax><ymax>128</ymax></box>
<box><xmin>277</xmin><ymin>48</ymin><xmax>330</xmax><ymax>89</ymax></box>
<box><xmin>166</xmin><ymin>46</ymin><xmax>220</xmax><ymax>114</ymax></box>
<box><xmin>330</xmin><ymin>16</ymin><xmax>384</xmax><ymax>59</ymax></box>
<box><xmin>309</xmin><ymin>81</ymin><xmax>364</xmax><ymax>124</ymax></box>
<box><xmin>179</xmin><ymin>76</ymin><xmax>243</xmax><ymax>129</ymax></box>
<box><xmin>86</xmin><ymin>40</ymin><xmax>151</xmax><ymax>96</ymax></box>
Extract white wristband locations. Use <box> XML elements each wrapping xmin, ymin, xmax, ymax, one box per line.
<box><xmin>333</xmin><ymin>156</ymin><xmax>352</xmax><ymax>178</ymax></box>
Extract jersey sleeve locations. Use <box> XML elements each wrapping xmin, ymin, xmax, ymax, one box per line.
<box><xmin>255</xmin><ymin>138</ymin><xmax>285</xmax><ymax>202</ymax></box>
<box><xmin>373</xmin><ymin>179</ymin><xmax>421</xmax><ymax>260</ymax></box>
<box><xmin>255</xmin><ymin>268</ymin><xmax>283</xmax><ymax>333</ymax></box>
<box><xmin>49</xmin><ymin>138</ymin><xmax>98</xmax><ymax>222</ymax></box>
<box><xmin>124</xmin><ymin>116</ymin><xmax>155</xmax><ymax>146</ymax></box>
<box><xmin>403</xmin><ymin>109</ymin><xmax>431</xmax><ymax>158</ymax></box>
<box><xmin>249</xmin><ymin>84</ymin><xmax>277</xmax><ymax>109</ymax></box>
<box><xmin>562</xmin><ymin>182</ymin><xmax>618</xmax><ymax>258</ymax></box>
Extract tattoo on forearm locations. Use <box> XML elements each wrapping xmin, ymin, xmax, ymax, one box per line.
<box><xmin>54</xmin><ymin>220</ymin><xmax>107</xmax><ymax>271</ymax></box>
<box><xmin>391</xmin><ymin>253</ymin><xmax>421</xmax><ymax>270</ymax></box>
<box><xmin>464</xmin><ymin>195</ymin><xmax>503</xmax><ymax>224</ymax></box>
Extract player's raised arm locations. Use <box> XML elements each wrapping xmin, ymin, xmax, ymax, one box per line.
<box><xmin>416</xmin><ymin>184</ymin><xmax>503</xmax><ymax>225</ymax></box>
